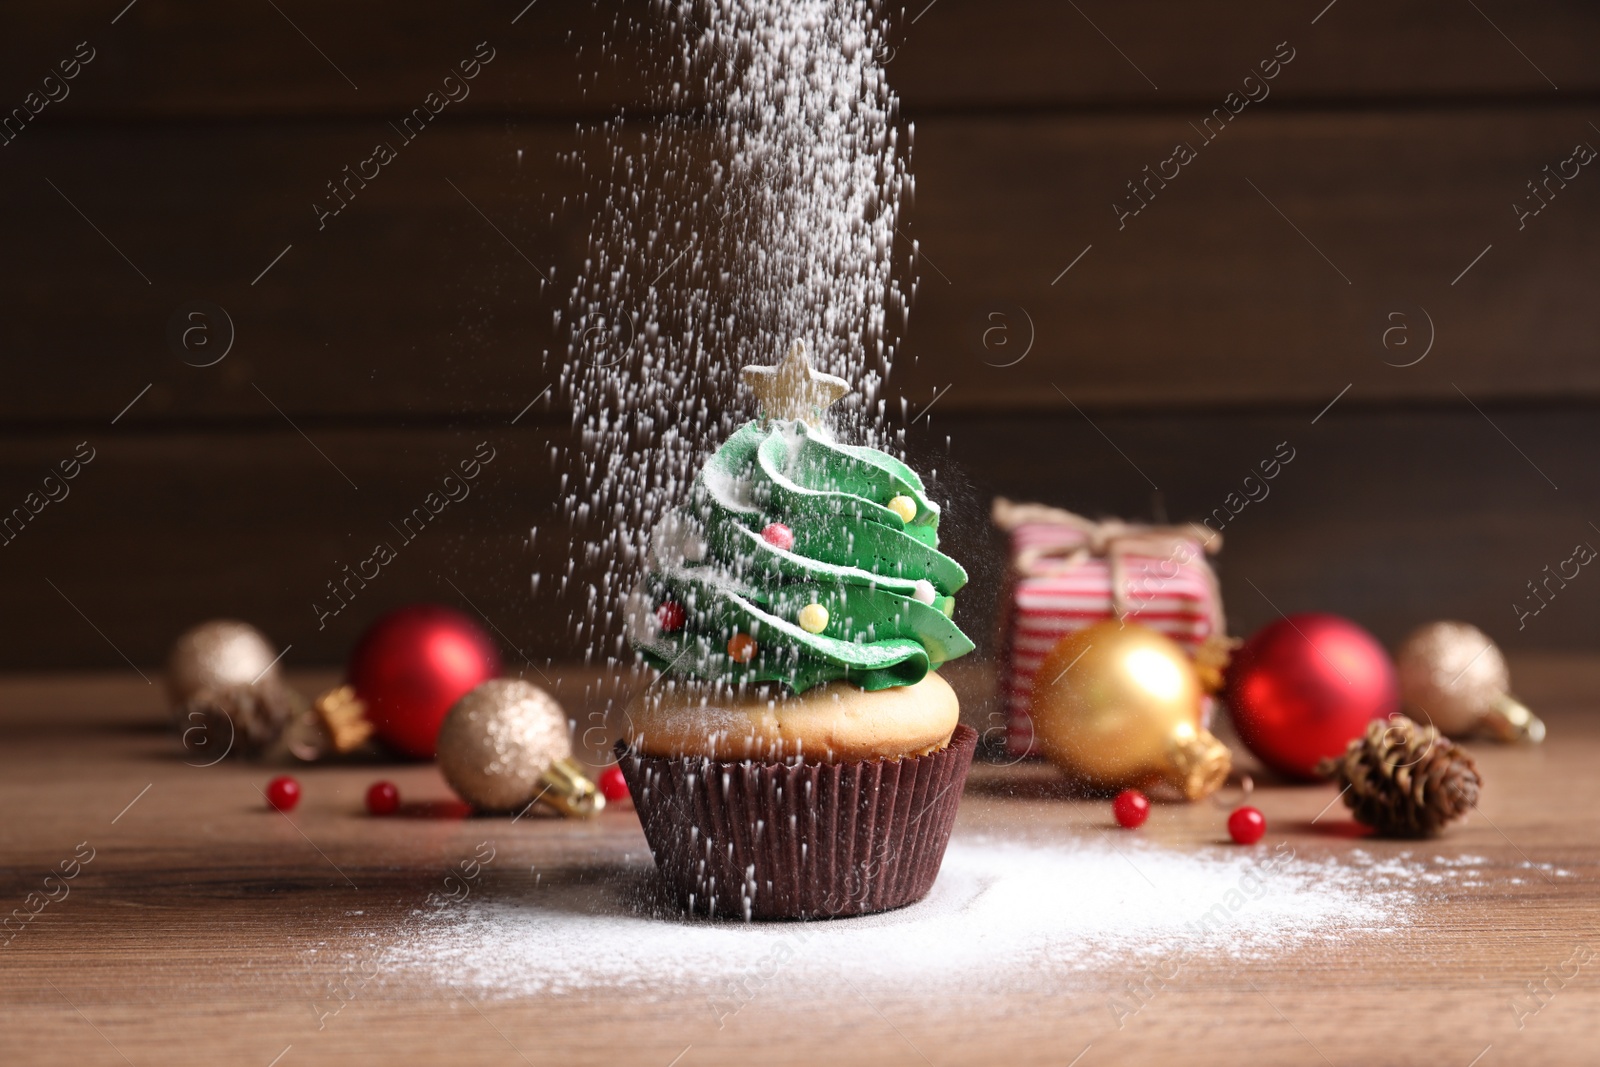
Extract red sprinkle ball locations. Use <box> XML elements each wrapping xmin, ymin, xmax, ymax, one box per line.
<box><xmin>656</xmin><ymin>601</ymin><xmax>686</xmax><ymax>633</ymax></box>
<box><xmin>1228</xmin><ymin>805</ymin><xmax>1267</xmax><ymax>844</ymax></box>
<box><xmin>761</xmin><ymin>523</ymin><xmax>795</xmax><ymax>551</ymax></box>
<box><xmin>727</xmin><ymin>633</ymin><xmax>758</xmax><ymax>663</ymax></box>
<box><xmin>1112</xmin><ymin>789</ymin><xmax>1150</xmax><ymax>829</ymax></box>
<box><xmin>366</xmin><ymin>780</ymin><xmax>400</xmax><ymax>816</ymax></box>
<box><xmin>264</xmin><ymin>775</ymin><xmax>301</xmax><ymax>813</ymax></box>
<box><xmin>598</xmin><ymin>765</ymin><xmax>630</xmax><ymax>804</ymax></box>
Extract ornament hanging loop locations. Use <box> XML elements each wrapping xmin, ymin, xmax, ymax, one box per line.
<box><xmin>1208</xmin><ymin>771</ymin><xmax>1256</xmax><ymax>810</ymax></box>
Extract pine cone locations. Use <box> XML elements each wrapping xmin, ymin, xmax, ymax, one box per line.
<box><xmin>1316</xmin><ymin>715</ymin><xmax>1481</xmax><ymax>837</ymax></box>
<box><xmin>175</xmin><ymin>683</ymin><xmax>295</xmax><ymax>760</ymax></box>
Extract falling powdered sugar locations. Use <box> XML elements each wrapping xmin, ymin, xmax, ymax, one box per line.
<box><xmin>381</xmin><ymin>832</ymin><xmax>1453</xmax><ymax>999</ymax></box>
<box><xmin>548</xmin><ymin>1</ymin><xmax>915</xmax><ymax>674</ymax></box>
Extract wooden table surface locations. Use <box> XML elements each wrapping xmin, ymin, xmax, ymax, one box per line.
<box><xmin>2</xmin><ymin>660</ymin><xmax>1597</xmax><ymax>1067</ymax></box>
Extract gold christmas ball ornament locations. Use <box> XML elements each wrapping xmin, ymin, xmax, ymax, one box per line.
<box><xmin>166</xmin><ymin>619</ymin><xmax>286</xmax><ymax>709</ymax></box>
<box><xmin>166</xmin><ymin>620</ymin><xmax>303</xmax><ymax>761</ymax></box>
<box><xmin>1030</xmin><ymin>620</ymin><xmax>1231</xmax><ymax>801</ymax></box>
<box><xmin>1396</xmin><ymin>621</ymin><xmax>1544</xmax><ymax>743</ymax></box>
<box><xmin>435</xmin><ymin>679</ymin><xmax>603</xmax><ymax>817</ymax></box>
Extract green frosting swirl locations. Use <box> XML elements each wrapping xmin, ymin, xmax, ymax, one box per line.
<box><xmin>627</xmin><ymin>419</ymin><xmax>974</xmax><ymax>693</ymax></box>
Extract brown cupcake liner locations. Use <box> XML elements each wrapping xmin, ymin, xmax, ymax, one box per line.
<box><xmin>617</xmin><ymin>724</ymin><xmax>976</xmax><ymax>921</ymax></box>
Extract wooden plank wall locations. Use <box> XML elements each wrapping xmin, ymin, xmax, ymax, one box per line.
<box><xmin>2</xmin><ymin>1</ymin><xmax>1597</xmax><ymax>671</ymax></box>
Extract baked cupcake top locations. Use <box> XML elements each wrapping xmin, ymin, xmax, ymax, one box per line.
<box><xmin>624</xmin><ymin>672</ymin><xmax>959</xmax><ymax>762</ymax></box>
<box><xmin>626</xmin><ymin>346</ymin><xmax>974</xmax><ymax>695</ymax></box>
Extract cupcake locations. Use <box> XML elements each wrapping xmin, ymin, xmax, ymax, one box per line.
<box><xmin>618</xmin><ymin>344</ymin><xmax>977</xmax><ymax>920</ymax></box>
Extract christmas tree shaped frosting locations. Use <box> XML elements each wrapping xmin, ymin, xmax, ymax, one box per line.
<box><xmin>627</xmin><ymin>344</ymin><xmax>974</xmax><ymax>693</ymax></box>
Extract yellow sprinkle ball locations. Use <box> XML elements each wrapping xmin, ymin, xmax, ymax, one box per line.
<box><xmin>797</xmin><ymin>603</ymin><xmax>830</xmax><ymax>634</ymax></box>
<box><xmin>886</xmin><ymin>495</ymin><xmax>917</xmax><ymax>523</ymax></box>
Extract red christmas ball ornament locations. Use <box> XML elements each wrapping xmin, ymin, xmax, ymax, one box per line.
<box><xmin>656</xmin><ymin>601</ymin><xmax>686</xmax><ymax>633</ymax></box>
<box><xmin>1228</xmin><ymin>805</ymin><xmax>1267</xmax><ymax>844</ymax></box>
<box><xmin>348</xmin><ymin>605</ymin><xmax>501</xmax><ymax>759</ymax></box>
<box><xmin>1225</xmin><ymin>612</ymin><xmax>1398</xmax><ymax>780</ymax></box>
<box><xmin>761</xmin><ymin>523</ymin><xmax>795</xmax><ymax>551</ymax></box>
<box><xmin>1112</xmin><ymin>789</ymin><xmax>1150</xmax><ymax>829</ymax></box>
<box><xmin>265</xmin><ymin>775</ymin><xmax>300</xmax><ymax>812</ymax></box>
<box><xmin>598</xmin><ymin>764</ymin><xmax>630</xmax><ymax>804</ymax></box>
<box><xmin>366</xmin><ymin>780</ymin><xmax>400</xmax><ymax>816</ymax></box>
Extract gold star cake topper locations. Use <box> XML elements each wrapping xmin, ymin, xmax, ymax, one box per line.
<box><xmin>741</xmin><ymin>342</ymin><xmax>851</xmax><ymax>422</ymax></box>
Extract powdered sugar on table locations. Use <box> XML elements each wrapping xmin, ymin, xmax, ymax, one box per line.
<box><xmin>377</xmin><ymin>831</ymin><xmax>1518</xmax><ymax>999</ymax></box>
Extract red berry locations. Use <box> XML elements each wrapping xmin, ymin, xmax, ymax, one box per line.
<box><xmin>1112</xmin><ymin>789</ymin><xmax>1150</xmax><ymax>828</ymax></box>
<box><xmin>656</xmin><ymin>601</ymin><xmax>686</xmax><ymax>633</ymax></box>
<box><xmin>366</xmin><ymin>780</ymin><xmax>400</xmax><ymax>816</ymax></box>
<box><xmin>727</xmin><ymin>633</ymin><xmax>758</xmax><ymax>664</ymax></box>
<box><xmin>1228</xmin><ymin>805</ymin><xmax>1267</xmax><ymax>845</ymax></box>
<box><xmin>761</xmin><ymin>523</ymin><xmax>795</xmax><ymax>551</ymax></box>
<box><xmin>598</xmin><ymin>764</ymin><xmax>630</xmax><ymax>803</ymax></box>
<box><xmin>265</xmin><ymin>775</ymin><xmax>300</xmax><ymax>812</ymax></box>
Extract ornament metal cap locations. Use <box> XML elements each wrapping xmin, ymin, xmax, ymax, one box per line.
<box><xmin>270</xmin><ymin>685</ymin><xmax>373</xmax><ymax>763</ymax></box>
<box><xmin>535</xmin><ymin>756</ymin><xmax>605</xmax><ymax>818</ymax></box>
<box><xmin>1165</xmin><ymin>723</ymin><xmax>1232</xmax><ymax>801</ymax></box>
<box><xmin>1483</xmin><ymin>694</ymin><xmax>1545</xmax><ymax>744</ymax></box>
<box><xmin>311</xmin><ymin>684</ymin><xmax>375</xmax><ymax>756</ymax></box>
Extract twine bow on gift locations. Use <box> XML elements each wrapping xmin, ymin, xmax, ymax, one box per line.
<box><xmin>992</xmin><ymin>498</ymin><xmax>1227</xmax><ymax>636</ymax></box>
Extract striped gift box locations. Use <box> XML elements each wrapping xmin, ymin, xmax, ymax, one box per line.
<box><xmin>993</xmin><ymin>500</ymin><xmax>1224</xmax><ymax>758</ymax></box>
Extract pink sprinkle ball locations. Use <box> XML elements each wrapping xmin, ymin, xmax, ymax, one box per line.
<box><xmin>656</xmin><ymin>601</ymin><xmax>686</xmax><ymax>632</ymax></box>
